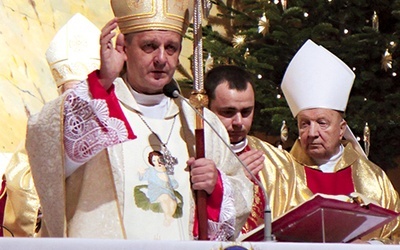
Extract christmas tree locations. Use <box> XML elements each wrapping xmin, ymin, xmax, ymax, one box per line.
<box><xmin>181</xmin><ymin>0</ymin><xmax>400</xmax><ymax>170</ymax></box>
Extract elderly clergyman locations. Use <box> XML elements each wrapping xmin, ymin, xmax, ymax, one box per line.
<box><xmin>281</xmin><ymin>39</ymin><xmax>400</xmax><ymax>243</ymax></box>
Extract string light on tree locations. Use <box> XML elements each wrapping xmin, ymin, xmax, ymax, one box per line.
<box><xmin>202</xmin><ymin>0</ymin><xmax>212</xmax><ymax>18</ymax></box>
<box><xmin>276</xmin><ymin>86</ymin><xmax>281</xmax><ymax>99</ymax></box>
<box><xmin>232</xmin><ymin>34</ymin><xmax>246</xmax><ymax>48</ymax></box>
<box><xmin>258</xmin><ymin>13</ymin><xmax>270</xmax><ymax>36</ymax></box>
<box><xmin>205</xmin><ymin>52</ymin><xmax>213</xmax><ymax>73</ymax></box>
<box><xmin>244</xmin><ymin>48</ymin><xmax>250</xmax><ymax>60</ymax></box>
<box><xmin>280</xmin><ymin>120</ymin><xmax>288</xmax><ymax>143</ymax></box>
<box><xmin>381</xmin><ymin>49</ymin><xmax>392</xmax><ymax>72</ymax></box>
<box><xmin>363</xmin><ymin>122</ymin><xmax>370</xmax><ymax>157</ymax></box>
<box><xmin>372</xmin><ymin>11</ymin><xmax>379</xmax><ymax>31</ymax></box>
<box><xmin>281</xmin><ymin>0</ymin><xmax>287</xmax><ymax>11</ymax></box>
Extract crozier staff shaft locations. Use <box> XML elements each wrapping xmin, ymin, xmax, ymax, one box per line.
<box><xmin>191</xmin><ymin>0</ymin><xmax>208</xmax><ymax>241</ymax></box>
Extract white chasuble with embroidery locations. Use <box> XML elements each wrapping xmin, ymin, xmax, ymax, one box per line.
<box><xmin>122</xmin><ymin>112</ymin><xmax>193</xmax><ymax>240</ymax></box>
<box><xmin>27</xmin><ymin>75</ymin><xmax>249</xmax><ymax>239</ymax></box>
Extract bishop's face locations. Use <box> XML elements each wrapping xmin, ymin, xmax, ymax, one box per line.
<box><xmin>209</xmin><ymin>82</ymin><xmax>255</xmax><ymax>144</ymax></box>
<box><xmin>297</xmin><ymin>108</ymin><xmax>346</xmax><ymax>162</ymax></box>
<box><xmin>124</xmin><ymin>30</ymin><xmax>182</xmax><ymax>95</ymax></box>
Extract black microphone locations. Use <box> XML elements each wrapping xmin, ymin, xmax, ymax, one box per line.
<box><xmin>163</xmin><ymin>82</ymin><xmax>180</xmax><ymax>98</ymax></box>
<box><xmin>163</xmin><ymin>82</ymin><xmax>275</xmax><ymax>242</ymax></box>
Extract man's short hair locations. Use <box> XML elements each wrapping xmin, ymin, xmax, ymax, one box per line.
<box><xmin>204</xmin><ymin>65</ymin><xmax>254</xmax><ymax>101</ymax></box>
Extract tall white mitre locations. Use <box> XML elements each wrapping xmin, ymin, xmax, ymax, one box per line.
<box><xmin>281</xmin><ymin>39</ymin><xmax>367</xmax><ymax>158</ymax></box>
<box><xmin>46</xmin><ymin>13</ymin><xmax>100</xmax><ymax>88</ymax></box>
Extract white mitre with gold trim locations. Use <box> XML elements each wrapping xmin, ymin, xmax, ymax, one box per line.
<box><xmin>281</xmin><ymin>39</ymin><xmax>366</xmax><ymax>158</ymax></box>
<box><xmin>46</xmin><ymin>13</ymin><xmax>100</xmax><ymax>88</ymax></box>
<box><xmin>281</xmin><ymin>39</ymin><xmax>354</xmax><ymax>117</ymax></box>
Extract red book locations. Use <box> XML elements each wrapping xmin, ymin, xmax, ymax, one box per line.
<box><xmin>238</xmin><ymin>193</ymin><xmax>399</xmax><ymax>242</ymax></box>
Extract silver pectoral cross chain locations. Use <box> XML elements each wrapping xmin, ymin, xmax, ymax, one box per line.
<box><xmin>138</xmin><ymin>114</ymin><xmax>179</xmax><ymax>174</ymax></box>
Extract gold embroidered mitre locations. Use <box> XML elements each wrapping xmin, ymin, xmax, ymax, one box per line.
<box><xmin>111</xmin><ymin>0</ymin><xmax>193</xmax><ymax>35</ymax></box>
<box><xmin>46</xmin><ymin>13</ymin><xmax>101</xmax><ymax>88</ymax></box>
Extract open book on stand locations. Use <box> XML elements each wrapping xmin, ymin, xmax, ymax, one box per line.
<box><xmin>238</xmin><ymin>193</ymin><xmax>399</xmax><ymax>242</ymax></box>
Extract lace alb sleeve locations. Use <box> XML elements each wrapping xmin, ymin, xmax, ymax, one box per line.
<box><xmin>63</xmin><ymin>80</ymin><xmax>129</xmax><ymax>177</ymax></box>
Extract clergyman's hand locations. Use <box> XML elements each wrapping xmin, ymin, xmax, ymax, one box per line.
<box><xmin>238</xmin><ymin>149</ymin><xmax>265</xmax><ymax>182</ymax></box>
<box><xmin>99</xmin><ymin>17</ymin><xmax>126</xmax><ymax>90</ymax></box>
<box><xmin>187</xmin><ymin>157</ymin><xmax>218</xmax><ymax>195</ymax></box>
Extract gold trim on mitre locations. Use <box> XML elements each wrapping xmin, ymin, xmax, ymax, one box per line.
<box><xmin>111</xmin><ymin>0</ymin><xmax>193</xmax><ymax>35</ymax></box>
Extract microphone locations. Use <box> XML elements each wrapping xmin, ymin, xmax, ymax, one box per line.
<box><xmin>163</xmin><ymin>82</ymin><xmax>180</xmax><ymax>98</ymax></box>
<box><xmin>163</xmin><ymin>82</ymin><xmax>275</xmax><ymax>242</ymax></box>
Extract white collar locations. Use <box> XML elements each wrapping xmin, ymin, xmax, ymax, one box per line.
<box><xmin>231</xmin><ymin>138</ymin><xmax>248</xmax><ymax>154</ymax></box>
<box><xmin>317</xmin><ymin>144</ymin><xmax>344</xmax><ymax>173</ymax></box>
<box><xmin>130</xmin><ymin>88</ymin><xmax>170</xmax><ymax>119</ymax></box>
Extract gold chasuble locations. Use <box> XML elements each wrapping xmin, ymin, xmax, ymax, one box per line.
<box><xmin>3</xmin><ymin>148</ymin><xmax>41</xmax><ymax>237</ymax></box>
<box><xmin>246</xmin><ymin>135</ymin><xmax>297</xmax><ymax>221</ymax></box>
